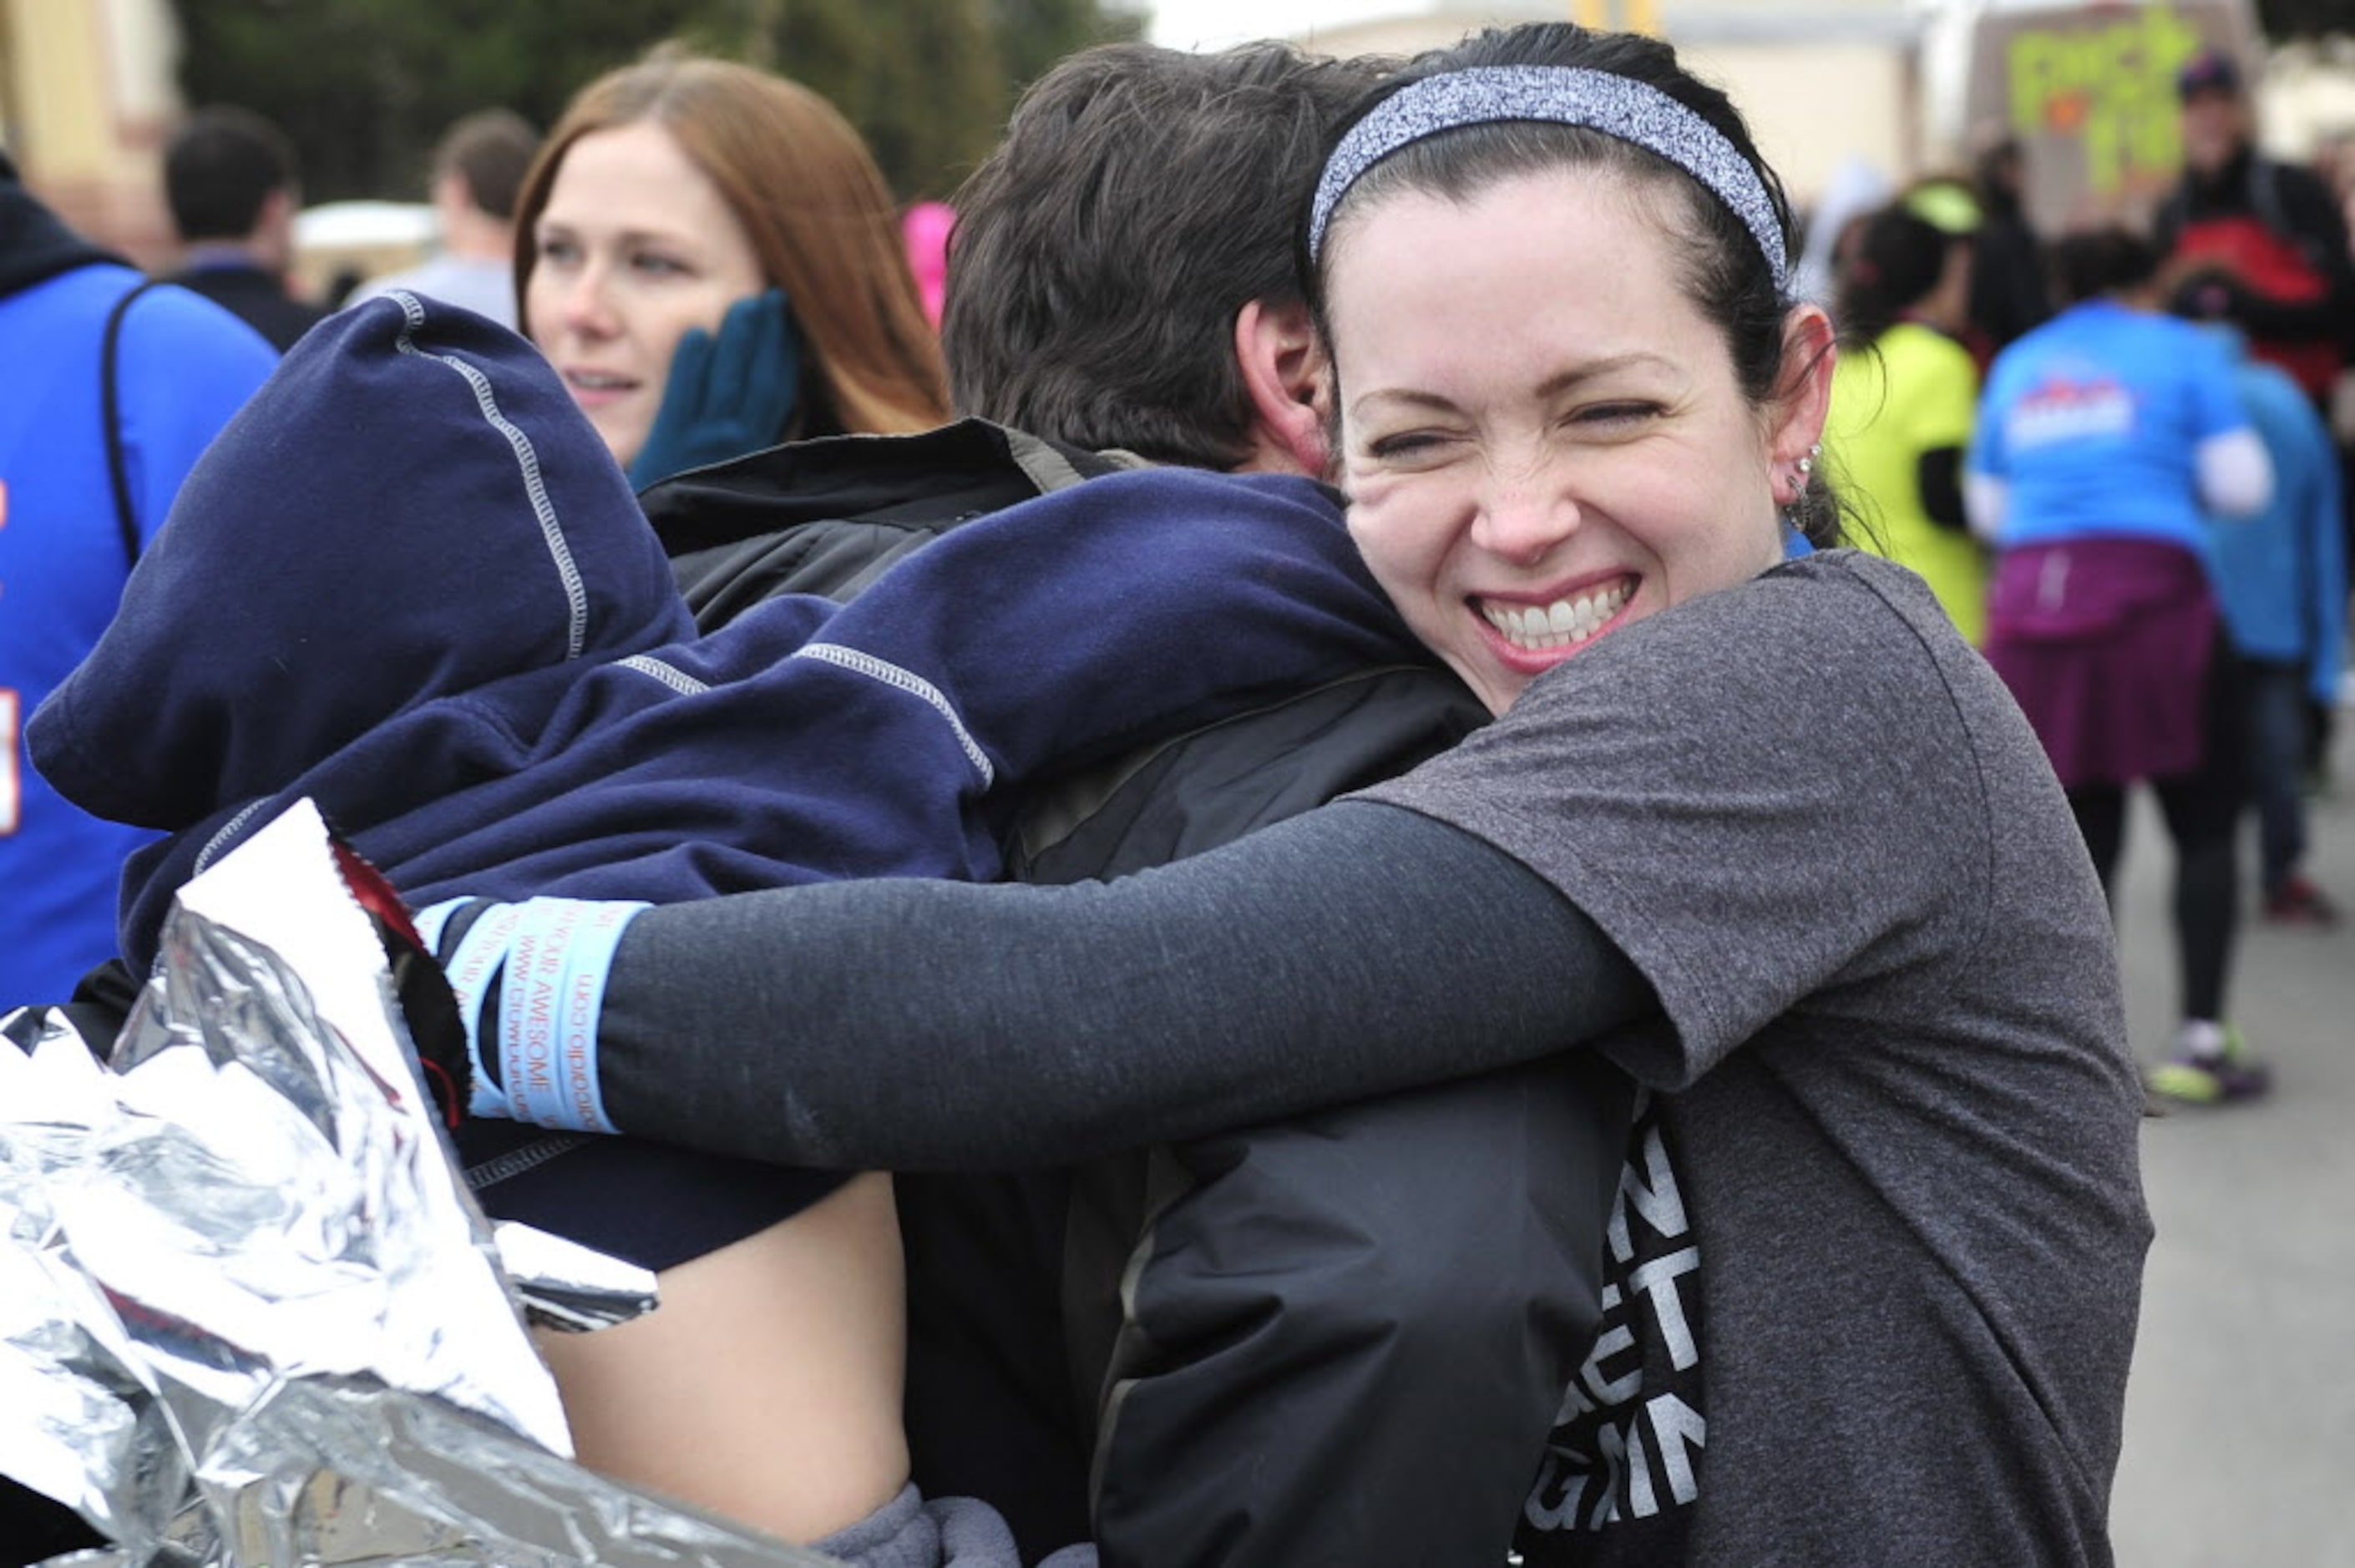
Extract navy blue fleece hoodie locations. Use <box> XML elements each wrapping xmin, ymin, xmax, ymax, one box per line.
<box><xmin>32</xmin><ymin>294</ymin><xmax>1431</xmax><ymax>974</ymax></box>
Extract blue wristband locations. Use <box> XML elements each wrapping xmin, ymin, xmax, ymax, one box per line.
<box><xmin>494</xmin><ymin>898</ymin><xmax>648</xmax><ymax>1135</ymax></box>
<box><xmin>411</xmin><ymin>898</ymin><xmax>462</xmax><ymax>955</ymax></box>
<box><xmin>430</xmin><ymin>898</ymin><xmax>526</xmax><ymax>1119</ymax></box>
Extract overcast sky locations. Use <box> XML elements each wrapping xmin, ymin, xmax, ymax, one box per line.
<box><xmin>1145</xmin><ymin>0</ymin><xmax>1405</xmax><ymax>51</ymax></box>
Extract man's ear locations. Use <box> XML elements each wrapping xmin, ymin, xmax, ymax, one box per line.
<box><xmin>1233</xmin><ymin>297</ymin><xmax>1330</xmax><ymax>477</ymax></box>
<box><xmin>432</xmin><ymin>169</ymin><xmax>474</xmax><ymax>225</ymax></box>
<box><xmin>257</xmin><ymin>185</ymin><xmax>301</xmax><ymax>270</ymax></box>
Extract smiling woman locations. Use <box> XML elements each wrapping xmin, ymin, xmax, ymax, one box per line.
<box><xmin>1326</xmin><ymin>172</ymin><xmax>1817</xmax><ymax>713</ymax></box>
<box><xmin>513</xmin><ymin>49</ymin><xmax>950</xmax><ymax>483</ymax></box>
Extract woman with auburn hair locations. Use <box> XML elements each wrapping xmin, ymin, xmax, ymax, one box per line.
<box><xmin>514</xmin><ymin>48</ymin><xmax>950</xmax><ymax>485</ymax></box>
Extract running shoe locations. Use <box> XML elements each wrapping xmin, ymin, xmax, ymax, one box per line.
<box><xmin>2146</xmin><ymin>1023</ymin><xmax>2271</xmax><ymax>1105</ymax></box>
<box><xmin>2262</xmin><ymin>874</ymin><xmax>2342</xmax><ymax>929</ymax></box>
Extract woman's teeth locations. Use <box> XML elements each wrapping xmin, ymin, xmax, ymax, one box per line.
<box><xmin>1481</xmin><ymin>582</ymin><xmax>1631</xmax><ymax>651</ymax></box>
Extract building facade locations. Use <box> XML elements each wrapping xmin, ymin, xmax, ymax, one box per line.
<box><xmin>1</xmin><ymin>0</ymin><xmax>182</xmax><ymax>263</ymax></box>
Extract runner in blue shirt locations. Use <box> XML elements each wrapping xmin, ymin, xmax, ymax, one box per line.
<box><xmin>1971</xmin><ymin>294</ymin><xmax>2251</xmax><ymax>558</ymax></box>
<box><xmin>0</xmin><ymin>149</ymin><xmax>275</xmax><ymax>1010</ymax></box>
<box><xmin>1968</xmin><ymin>225</ymin><xmax>2274</xmax><ymax>1104</ymax></box>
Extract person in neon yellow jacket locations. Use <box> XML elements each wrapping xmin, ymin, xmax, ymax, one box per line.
<box><xmin>1825</xmin><ymin>185</ymin><xmax>1991</xmax><ymax>642</ymax></box>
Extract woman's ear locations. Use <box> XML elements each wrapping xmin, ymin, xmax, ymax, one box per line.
<box><xmin>1233</xmin><ymin>299</ymin><xmax>1331</xmax><ymax>477</ymax></box>
<box><xmin>1769</xmin><ymin>303</ymin><xmax>1838</xmax><ymax>470</ymax></box>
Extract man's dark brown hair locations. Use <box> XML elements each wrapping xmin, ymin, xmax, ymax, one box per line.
<box><xmin>943</xmin><ymin>42</ymin><xmax>1385</xmax><ymax>468</ymax></box>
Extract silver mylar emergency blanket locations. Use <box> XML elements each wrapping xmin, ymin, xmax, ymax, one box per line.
<box><xmin>0</xmin><ymin>800</ymin><xmax>839</xmax><ymax>1566</ymax></box>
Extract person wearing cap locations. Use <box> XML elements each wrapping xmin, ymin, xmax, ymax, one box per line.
<box><xmin>2159</xmin><ymin>44</ymin><xmax>2355</xmax><ymax>872</ymax></box>
<box><xmin>2156</xmin><ymin>47</ymin><xmax>2355</xmax><ymax>409</ymax></box>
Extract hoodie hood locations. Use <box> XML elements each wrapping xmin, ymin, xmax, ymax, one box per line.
<box><xmin>30</xmin><ymin>291</ymin><xmax>692</xmax><ymax>832</ymax></box>
<box><xmin>0</xmin><ymin>150</ymin><xmax>120</xmax><ymax>296</ymax></box>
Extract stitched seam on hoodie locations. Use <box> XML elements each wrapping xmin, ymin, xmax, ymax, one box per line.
<box><xmin>385</xmin><ymin>291</ymin><xmax>590</xmax><ymax>659</ymax></box>
<box><xmin>192</xmin><ymin>797</ymin><xmax>276</xmax><ymax>875</ymax></box>
<box><xmin>616</xmin><ymin>655</ymin><xmax>708</xmax><ymax>696</ymax></box>
<box><xmin>793</xmin><ymin>642</ymin><xmax>994</xmax><ymax>788</ymax></box>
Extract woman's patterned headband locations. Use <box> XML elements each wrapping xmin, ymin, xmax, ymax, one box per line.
<box><xmin>1307</xmin><ymin>64</ymin><xmax>1790</xmax><ymax>290</ymax></box>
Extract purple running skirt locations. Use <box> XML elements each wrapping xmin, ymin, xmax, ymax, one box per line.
<box><xmin>1983</xmin><ymin>536</ymin><xmax>2218</xmax><ymax>790</ymax></box>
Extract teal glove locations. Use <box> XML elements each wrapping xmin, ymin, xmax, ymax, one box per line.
<box><xmin>625</xmin><ymin>287</ymin><xmax>799</xmax><ymax>488</ymax></box>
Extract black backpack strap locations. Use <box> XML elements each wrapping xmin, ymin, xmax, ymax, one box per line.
<box><xmin>2247</xmin><ymin>157</ymin><xmax>2284</xmax><ymax>240</ymax></box>
<box><xmin>101</xmin><ymin>277</ymin><xmax>166</xmax><ymax>570</ymax></box>
<box><xmin>2152</xmin><ymin>184</ymin><xmax>2187</xmax><ymax>250</ymax></box>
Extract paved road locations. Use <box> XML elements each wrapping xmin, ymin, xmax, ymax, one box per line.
<box><xmin>2109</xmin><ymin>709</ymin><xmax>2355</xmax><ymax>1565</ymax></box>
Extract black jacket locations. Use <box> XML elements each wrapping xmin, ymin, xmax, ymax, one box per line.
<box><xmin>641</xmin><ymin>422</ymin><xmax>1628</xmax><ymax>1566</ymax></box>
<box><xmin>2156</xmin><ymin>145</ymin><xmax>2355</xmax><ymax>372</ymax></box>
<box><xmin>167</xmin><ymin>260</ymin><xmax>325</xmax><ymax>353</ymax></box>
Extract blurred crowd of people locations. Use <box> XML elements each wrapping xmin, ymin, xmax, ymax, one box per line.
<box><xmin>1816</xmin><ymin>45</ymin><xmax>2351</xmax><ymax>1105</ymax></box>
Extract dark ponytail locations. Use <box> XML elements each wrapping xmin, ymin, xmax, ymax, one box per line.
<box><xmin>1834</xmin><ymin>204</ymin><xmax>1952</xmax><ymax>344</ymax></box>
